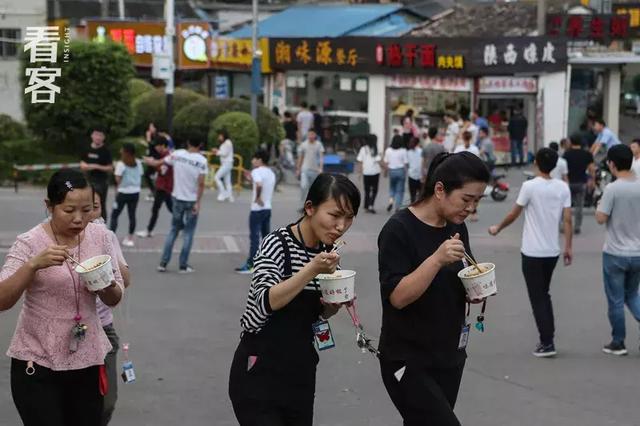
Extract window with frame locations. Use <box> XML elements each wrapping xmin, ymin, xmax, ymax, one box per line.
<box><xmin>0</xmin><ymin>29</ymin><xmax>21</xmax><ymax>59</ymax></box>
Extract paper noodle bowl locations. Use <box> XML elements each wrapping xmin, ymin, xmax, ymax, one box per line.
<box><xmin>457</xmin><ymin>262</ymin><xmax>497</xmax><ymax>300</ymax></box>
<box><xmin>75</xmin><ymin>255</ymin><xmax>114</xmax><ymax>291</ymax></box>
<box><xmin>317</xmin><ymin>270</ymin><xmax>356</xmax><ymax>304</ymax></box>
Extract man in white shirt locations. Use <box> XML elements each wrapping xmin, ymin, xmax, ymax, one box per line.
<box><xmin>453</xmin><ymin>131</ymin><xmax>481</xmax><ymax>156</ymax></box>
<box><xmin>296</xmin><ymin>102</ymin><xmax>314</xmax><ymax>142</ymax></box>
<box><xmin>443</xmin><ymin>113</ymin><xmax>459</xmax><ymax>153</ymax></box>
<box><xmin>146</xmin><ymin>139</ymin><xmax>207</xmax><ymax>273</ymax></box>
<box><xmin>489</xmin><ymin>148</ymin><xmax>572</xmax><ymax>358</ymax></box>
<box><xmin>549</xmin><ymin>142</ymin><xmax>569</xmax><ymax>182</ymax></box>
<box><xmin>296</xmin><ymin>129</ymin><xmax>325</xmax><ymax>200</ymax></box>
<box><xmin>595</xmin><ymin>144</ymin><xmax>640</xmax><ymax>356</ymax></box>
<box><xmin>630</xmin><ymin>139</ymin><xmax>640</xmax><ymax>178</ymax></box>
<box><xmin>235</xmin><ymin>149</ymin><xmax>276</xmax><ymax>274</ymax></box>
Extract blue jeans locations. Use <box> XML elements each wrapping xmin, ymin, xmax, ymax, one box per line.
<box><xmin>389</xmin><ymin>168</ymin><xmax>406</xmax><ymax>210</ymax></box>
<box><xmin>160</xmin><ymin>198</ymin><xmax>199</xmax><ymax>269</ymax></box>
<box><xmin>246</xmin><ymin>209</ymin><xmax>271</xmax><ymax>267</ymax></box>
<box><xmin>602</xmin><ymin>253</ymin><xmax>640</xmax><ymax>344</ymax></box>
<box><xmin>510</xmin><ymin>139</ymin><xmax>524</xmax><ymax>166</ymax></box>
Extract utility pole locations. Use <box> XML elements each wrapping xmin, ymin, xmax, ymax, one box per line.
<box><xmin>537</xmin><ymin>0</ymin><xmax>546</xmax><ymax>35</ymax></box>
<box><xmin>250</xmin><ymin>0</ymin><xmax>260</xmax><ymax>120</ymax></box>
<box><xmin>165</xmin><ymin>0</ymin><xmax>175</xmax><ymax>136</ymax></box>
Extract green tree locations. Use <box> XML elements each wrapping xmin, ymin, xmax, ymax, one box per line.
<box><xmin>131</xmin><ymin>87</ymin><xmax>205</xmax><ymax>135</ymax></box>
<box><xmin>209</xmin><ymin>112</ymin><xmax>259</xmax><ymax>168</ymax></box>
<box><xmin>22</xmin><ymin>40</ymin><xmax>135</xmax><ymax>153</ymax></box>
<box><xmin>129</xmin><ymin>78</ymin><xmax>155</xmax><ymax>100</ymax></box>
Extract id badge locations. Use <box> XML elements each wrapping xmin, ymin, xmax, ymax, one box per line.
<box><xmin>458</xmin><ymin>324</ymin><xmax>470</xmax><ymax>350</ymax></box>
<box><xmin>121</xmin><ymin>361</ymin><xmax>136</xmax><ymax>384</ymax></box>
<box><xmin>312</xmin><ymin>320</ymin><xmax>335</xmax><ymax>351</ymax></box>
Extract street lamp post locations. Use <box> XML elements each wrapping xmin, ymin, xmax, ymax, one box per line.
<box><xmin>165</xmin><ymin>0</ymin><xmax>175</xmax><ymax>136</ymax></box>
<box><xmin>250</xmin><ymin>0</ymin><xmax>260</xmax><ymax>121</ymax></box>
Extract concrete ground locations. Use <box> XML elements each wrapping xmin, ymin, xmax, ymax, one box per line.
<box><xmin>0</xmin><ymin>170</ymin><xmax>639</xmax><ymax>426</ymax></box>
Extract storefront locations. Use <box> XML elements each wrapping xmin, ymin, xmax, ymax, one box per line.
<box><xmin>268</xmin><ymin>36</ymin><xmax>567</xmax><ymax>159</ymax></box>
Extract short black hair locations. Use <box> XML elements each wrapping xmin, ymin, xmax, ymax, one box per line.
<box><xmin>630</xmin><ymin>138</ymin><xmax>640</xmax><ymax>146</ymax></box>
<box><xmin>122</xmin><ymin>142</ymin><xmax>136</xmax><ymax>156</ymax></box>
<box><xmin>419</xmin><ymin>152</ymin><xmax>490</xmax><ymax>201</ymax></box>
<box><xmin>253</xmin><ymin>149</ymin><xmax>269</xmax><ymax>164</ymax></box>
<box><xmin>303</xmin><ymin>173</ymin><xmax>360</xmax><ymax>217</ymax></box>
<box><xmin>310</xmin><ymin>105</ymin><xmax>317</xmax><ymax>112</ymax></box>
<box><xmin>549</xmin><ymin>142</ymin><xmax>559</xmax><ymax>152</ymax></box>
<box><xmin>187</xmin><ymin>139</ymin><xmax>202</xmax><ymax>148</ymax></box>
<box><xmin>428</xmin><ymin>126</ymin><xmax>438</xmax><ymax>139</ymax></box>
<box><xmin>479</xmin><ymin>126</ymin><xmax>489</xmax><ymax>135</ymax></box>
<box><xmin>284</xmin><ymin>111</ymin><xmax>292</xmax><ymax>118</ymax></box>
<box><xmin>390</xmin><ymin>134</ymin><xmax>404</xmax><ymax>149</ymax></box>
<box><xmin>462</xmin><ymin>131</ymin><xmax>472</xmax><ymax>141</ymax></box>
<box><xmin>47</xmin><ymin>169</ymin><xmax>92</xmax><ymax>207</ymax></box>
<box><xmin>218</xmin><ymin>128</ymin><xmax>229</xmax><ymax>140</ymax></box>
<box><xmin>607</xmin><ymin>144</ymin><xmax>633</xmax><ymax>171</ymax></box>
<box><xmin>535</xmin><ymin>148</ymin><xmax>558</xmax><ymax>174</ymax></box>
<box><xmin>91</xmin><ymin>126</ymin><xmax>106</xmax><ymax>134</ymax></box>
<box><xmin>570</xmin><ymin>134</ymin><xmax>584</xmax><ymax>147</ymax></box>
<box><xmin>594</xmin><ymin>117</ymin><xmax>606</xmax><ymax>127</ymax></box>
<box><xmin>154</xmin><ymin>136</ymin><xmax>169</xmax><ymax>147</ymax></box>
<box><xmin>301</xmin><ymin>101</ymin><xmax>308</xmax><ymax>108</ymax></box>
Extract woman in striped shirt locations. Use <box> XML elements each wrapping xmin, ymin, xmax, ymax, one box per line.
<box><xmin>229</xmin><ymin>173</ymin><xmax>360</xmax><ymax>425</ymax></box>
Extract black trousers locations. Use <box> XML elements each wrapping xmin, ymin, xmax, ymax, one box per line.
<box><xmin>11</xmin><ymin>359</ymin><xmax>103</xmax><ymax>426</ymax></box>
<box><xmin>147</xmin><ymin>189</ymin><xmax>173</xmax><ymax>232</ymax></box>
<box><xmin>143</xmin><ymin>166</ymin><xmax>155</xmax><ymax>193</ymax></box>
<box><xmin>229</xmin><ymin>340</ymin><xmax>315</xmax><ymax>426</ymax></box>
<box><xmin>408</xmin><ymin>178</ymin><xmax>421</xmax><ymax>203</ymax></box>
<box><xmin>380</xmin><ymin>358</ymin><xmax>464</xmax><ymax>426</ymax></box>
<box><xmin>110</xmin><ymin>192</ymin><xmax>139</xmax><ymax>235</ymax></box>
<box><xmin>363</xmin><ymin>174</ymin><xmax>380</xmax><ymax>210</ymax></box>
<box><xmin>522</xmin><ymin>254</ymin><xmax>559</xmax><ymax>346</ymax></box>
<box><xmin>91</xmin><ymin>179</ymin><xmax>109</xmax><ymax>221</ymax></box>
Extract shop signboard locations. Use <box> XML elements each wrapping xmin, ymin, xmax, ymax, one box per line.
<box><xmin>177</xmin><ymin>22</ymin><xmax>213</xmax><ymax>69</ymax></box>
<box><xmin>546</xmin><ymin>13</ymin><xmax>636</xmax><ymax>39</ymax></box>
<box><xmin>614</xmin><ymin>3</ymin><xmax>640</xmax><ymax>28</ymax></box>
<box><xmin>214</xmin><ymin>76</ymin><xmax>229</xmax><ymax>99</ymax></box>
<box><xmin>478</xmin><ymin>77</ymin><xmax>538</xmax><ymax>94</ymax></box>
<box><xmin>210</xmin><ymin>38</ymin><xmax>271</xmax><ymax>73</ymax></box>
<box><xmin>387</xmin><ymin>75</ymin><xmax>472</xmax><ymax>91</ymax></box>
<box><xmin>270</xmin><ymin>37</ymin><xmax>566</xmax><ymax>76</ymax></box>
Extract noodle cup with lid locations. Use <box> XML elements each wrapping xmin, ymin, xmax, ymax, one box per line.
<box><xmin>317</xmin><ymin>270</ymin><xmax>356</xmax><ymax>304</ymax></box>
<box><xmin>457</xmin><ymin>262</ymin><xmax>497</xmax><ymax>300</ymax></box>
<box><xmin>75</xmin><ymin>255</ymin><xmax>114</xmax><ymax>291</ymax></box>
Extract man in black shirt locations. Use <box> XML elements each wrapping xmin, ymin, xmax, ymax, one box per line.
<box><xmin>507</xmin><ymin>109</ymin><xmax>528</xmax><ymax>167</ymax></box>
<box><xmin>80</xmin><ymin>127</ymin><xmax>113</xmax><ymax>220</ymax></box>
<box><xmin>564</xmin><ymin>135</ymin><xmax>595</xmax><ymax>234</ymax></box>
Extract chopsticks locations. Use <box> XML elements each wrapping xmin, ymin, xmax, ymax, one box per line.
<box><xmin>331</xmin><ymin>240</ymin><xmax>347</xmax><ymax>254</ymax></box>
<box><xmin>450</xmin><ymin>236</ymin><xmax>482</xmax><ymax>273</ymax></box>
<box><xmin>65</xmin><ymin>254</ymin><xmax>88</xmax><ymax>271</ymax></box>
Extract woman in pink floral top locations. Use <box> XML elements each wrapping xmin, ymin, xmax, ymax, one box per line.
<box><xmin>0</xmin><ymin>169</ymin><xmax>124</xmax><ymax>426</ymax></box>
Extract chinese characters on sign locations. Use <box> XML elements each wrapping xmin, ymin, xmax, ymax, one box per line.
<box><xmin>614</xmin><ymin>3</ymin><xmax>640</xmax><ymax>28</ymax></box>
<box><xmin>478</xmin><ymin>77</ymin><xmax>538</xmax><ymax>94</ymax></box>
<box><xmin>270</xmin><ymin>37</ymin><xmax>566</xmax><ymax>75</ymax></box>
<box><xmin>24</xmin><ymin>27</ymin><xmax>61</xmax><ymax>104</ymax></box>
<box><xmin>546</xmin><ymin>14</ymin><xmax>633</xmax><ymax>39</ymax></box>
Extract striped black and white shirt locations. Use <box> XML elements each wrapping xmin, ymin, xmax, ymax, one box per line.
<box><xmin>240</xmin><ymin>226</ymin><xmax>323</xmax><ymax>334</ymax></box>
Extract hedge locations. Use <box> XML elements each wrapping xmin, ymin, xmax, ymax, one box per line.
<box><xmin>131</xmin><ymin>87</ymin><xmax>205</xmax><ymax>136</ymax></box>
<box><xmin>128</xmin><ymin>78</ymin><xmax>155</xmax><ymax>101</ymax></box>
<box><xmin>209</xmin><ymin>112</ymin><xmax>259</xmax><ymax>168</ymax></box>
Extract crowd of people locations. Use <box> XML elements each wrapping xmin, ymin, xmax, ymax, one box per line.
<box><xmin>1</xmin><ymin>105</ymin><xmax>639</xmax><ymax>426</ymax></box>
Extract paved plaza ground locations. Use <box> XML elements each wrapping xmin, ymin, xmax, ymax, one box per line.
<box><xmin>0</xmin><ymin>171</ymin><xmax>638</xmax><ymax>426</ymax></box>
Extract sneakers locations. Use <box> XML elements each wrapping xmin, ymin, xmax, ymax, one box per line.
<box><xmin>122</xmin><ymin>237</ymin><xmax>135</xmax><ymax>247</ymax></box>
<box><xmin>602</xmin><ymin>341</ymin><xmax>627</xmax><ymax>356</ymax></box>
<box><xmin>145</xmin><ymin>194</ymin><xmax>154</xmax><ymax>202</ymax></box>
<box><xmin>157</xmin><ymin>263</ymin><xmax>167</xmax><ymax>272</ymax></box>
<box><xmin>217</xmin><ymin>193</ymin><xmax>226</xmax><ymax>201</ymax></box>
<box><xmin>228</xmin><ymin>194</ymin><xmax>235</xmax><ymax>203</ymax></box>
<box><xmin>533</xmin><ymin>343</ymin><xmax>557</xmax><ymax>358</ymax></box>
<box><xmin>136</xmin><ymin>230</ymin><xmax>152</xmax><ymax>238</ymax></box>
<box><xmin>178</xmin><ymin>265</ymin><xmax>195</xmax><ymax>274</ymax></box>
<box><xmin>234</xmin><ymin>264</ymin><xmax>253</xmax><ymax>274</ymax></box>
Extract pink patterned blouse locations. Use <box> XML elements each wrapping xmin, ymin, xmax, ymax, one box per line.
<box><xmin>0</xmin><ymin>222</ymin><xmax>124</xmax><ymax>371</ymax></box>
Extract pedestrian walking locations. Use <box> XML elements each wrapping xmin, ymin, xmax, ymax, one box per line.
<box><xmin>145</xmin><ymin>139</ymin><xmax>207</xmax><ymax>273</ymax></box>
<box><xmin>563</xmin><ymin>135</ymin><xmax>595</xmax><ymax>234</ymax></box>
<box><xmin>407</xmin><ymin>137</ymin><xmax>423</xmax><ymax>203</ymax></box>
<box><xmin>422</xmin><ymin>131</ymin><xmax>446</xmax><ymax>179</ymax></box>
<box><xmin>88</xmin><ymin>191</ymin><xmax>131</xmax><ymax>426</ymax></box>
<box><xmin>591</xmin><ymin>118</ymin><xmax>621</xmax><ymax>163</ymax></box>
<box><xmin>235</xmin><ymin>149</ymin><xmax>276</xmax><ymax>274</ymax></box>
<box><xmin>310</xmin><ymin>105</ymin><xmax>323</xmax><ymax>140</ymax></box>
<box><xmin>489</xmin><ymin>148</ymin><xmax>573</xmax><ymax>357</ymax></box>
<box><xmin>0</xmin><ymin>169</ymin><xmax>124</xmax><ymax>426</ymax></box>
<box><xmin>378</xmin><ymin>152</ymin><xmax>490</xmax><ymax>426</ymax></box>
<box><xmin>110</xmin><ymin>143</ymin><xmax>143</xmax><ymax>247</ymax></box>
<box><xmin>296</xmin><ymin>102</ymin><xmax>314</xmax><ymax>142</ymax></box>
<box><xmin>456</xmin><ymin>115</ymin><xmax>479</xmax><ymax>149</ymax></box>
<box><xmin>549</xmin><ymin>142</ymin><xmax>569</xmax><ymax>182</ymax></box>
<box><xmin>453</xmin><ymin>131</ymin><xmax>480</xmax><ymax>156</ymax></box>
<box><xmin>296</xmin><ymin>129</ymin><xmax>325</xmax><ymax>201</ymax></box>
<box><xmin>136</xmin><ymin>137</ymin><xmax>173</xmax><ymax>238</ymax></box>
<box><xmin>143</xmin><ymin>122</ymin><xmax>159</xmax><ymax>201</ymax></box>
<box><xmin>508</xmin><ymin>109</ymin><xmax>528</xmax><ymax>166</ymax></box>
<box><xmin>80</xmin><ymin>126</ymin><xmax>113</xmax><ymax>221</ymax></box>
<box><xmin>213</xmin><ymin>129</ymin><xmax>235</xmax><ymax>203</ymax></box>
<box><xmin>629</xmin><ymin>139</ymin><xmax>640</xmax><ymax>177</ymax></box>
<box><xmin>402</xmin><ymin>108</ymin><xmax>418</xmax><ymax>147</ymax></box>
<box><xmin>229</xmin><ymin>173</ymin><xmax>360</xmax><ymax>426</ymax></box>
<box><xmin>478</xmin><ymin>127</ymin><xmax>495</xmax><ymax>171</ymax></box>
<box><xmin>595</xmin><ymin>144</ymin><xmax>640</xmax><ymax>356</ymax></box>
<box><xmin>356</xmin><ymin>134</ymin><xmax>382</xmax><ymax>213</ymax></box>
<box><xmin>384</xmin><ymin>135</ymin><xmax>408</xmax><ymax>212</ymax></box>
<box><xmin>443</xmin><ymin>113</ymin><xmax>460</xmax><ymax>153</ymax></box>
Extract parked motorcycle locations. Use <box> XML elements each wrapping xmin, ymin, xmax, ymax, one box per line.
<box><xmin>484</xmin><ymin>171</ymin><xmax>509</xmax><ymax>201</ymax></box>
